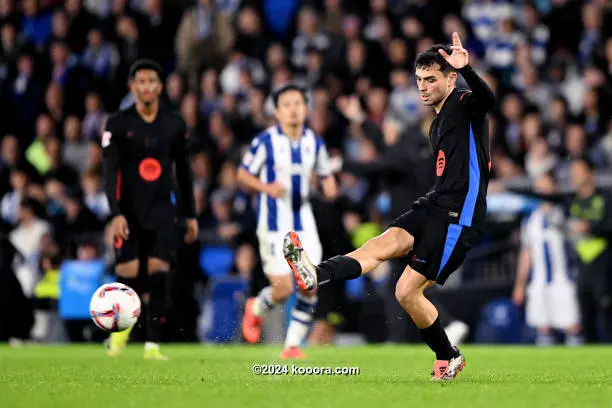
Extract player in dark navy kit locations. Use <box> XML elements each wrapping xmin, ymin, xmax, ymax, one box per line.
<box><xmin>283</xmin><ymin>33</ymin><xmax>495</xmax><ymax>380</ymax></box>
<box><xmin>102</xmin><ymin>59</ymin><xmax>198</xmax><ymax>360</ymax></box>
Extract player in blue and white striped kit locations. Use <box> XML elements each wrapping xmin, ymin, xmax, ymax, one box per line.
<box><xmin>512</xmin><ymin>173</ymin><xmax>582</xmax><ymax>346</ymax></box>
<box><xmin>238</xmin><ymin>84</ymin><xmax>337</xmax><ymax>359</ymax></box>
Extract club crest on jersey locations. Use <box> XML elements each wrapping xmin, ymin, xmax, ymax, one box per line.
<box><xmin>436</xmin><ymin>150</ymin><xmax>446</xmax><ymax>177</ymax></box>
<box><xmin>102</xmin><ymin>131</ymin><xmax>112</xmax><ymax>148</ymax></box>
<box><xmin>139</xmin><ymin>157</ymin><xmax>162</xmax><ymax>182</ymax></box>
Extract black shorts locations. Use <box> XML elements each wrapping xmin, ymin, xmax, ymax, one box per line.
<box><xmin>114</xmin><ymin>220</ymin><xmax>178</xmax><ymax>264</ymax></box>
<box><xmin>389</xmin><ymin>202</ymin><xmax>480</xmax><ymax>285</ymax></box>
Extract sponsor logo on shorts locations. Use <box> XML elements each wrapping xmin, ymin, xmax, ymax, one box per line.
<box><xmin>412</xmin><ymin>254</ymin><xmax>427</xmax><ymax>264</ymax></box>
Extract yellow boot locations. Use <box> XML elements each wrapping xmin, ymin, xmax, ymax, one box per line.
<box><xmin>106</xmin><ymin>325</ymin><xmax>134</xmax><ymax>357</ymax></box>
<box><xmin>143</xmin><ymin>342</ymin><xmax>168</xmax><ymax>361</ymax></box>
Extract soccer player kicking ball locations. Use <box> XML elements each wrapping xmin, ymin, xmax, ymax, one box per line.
<box><xmin>239</xmin><ymin>84</ymin><xmax>337</xmax><ymax>359</ymax></box>
<box><xmin>102</xmin><ymin>59</ymin><xmax>198</xmax><ymax>360</ymax></box>
<box><xmin>284</xmin><ymin>33</ymin><xmax>495</xmax><ymax>380</ymax></box>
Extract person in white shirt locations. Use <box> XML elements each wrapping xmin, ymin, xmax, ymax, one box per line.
<box><xmin>513</xmin><ymin>173</ymin><xmax>582</xmax><ymax>346</ymax></box>
<box><xmin>9</xmin><ymin>198</ymin><xmax>51</xmax><ymax>298</ymax></box>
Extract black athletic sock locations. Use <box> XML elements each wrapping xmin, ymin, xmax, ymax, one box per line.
<box><xmin>317</xmin><ymin>255</ymin><xmax>362</xmax><ymax>286</ymax></box>
<box><xmin>419</xmin><ymin>317</ymin><xmax>459</xmax><ymax>360</ymax></box>
<box><xmin>146</xmin><ymin>272</ymin><xmax>169</xmax><ymax>343</ymax></box>
<box><xmin>117</xmin><ymin>276</ymin><xmax>140</xmax><ymax>294</ymax></box>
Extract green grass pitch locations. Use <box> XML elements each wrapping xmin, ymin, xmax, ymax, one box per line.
<box><xmin>1</xmin><ymin>344</ymin><xmax>611</xmax><ymax>408</ymax></box>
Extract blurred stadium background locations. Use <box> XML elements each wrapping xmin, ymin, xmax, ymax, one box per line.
<box><xmin>0</xmin><ymin>0</ymin><xmax>611</xmax><ymax>346</ymax></box>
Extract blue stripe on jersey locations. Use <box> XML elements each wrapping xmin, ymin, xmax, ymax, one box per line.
<box><xmin>437</xmin><ymin>224</ymin><xmax>463</xmax><ymax>279</ymax></box>
<box><xmin>459</xmin><ymin>124</ymin><xmax>481</xmax><ymax>227</ymax></box>
<box><xmin>542</xmin><ymin>215</ymin><xmax>553</xmax><ymax>284</ymax></box>
<box><xmin>291</xmin><ymin>142</ymin><xmax>303</xmax><ymax>231</ymax></box>
<box><xmin>262</xmin><ymin>134</ymin><xmax>277</xmax><ymax>231</ymax></box>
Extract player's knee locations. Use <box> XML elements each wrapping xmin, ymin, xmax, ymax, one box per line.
<box><xmin>115</xmin><ymin>261</ymin><xmax>139</xmax><ymax>278</ymax></box>
<box><xmin>394</xmin><ymin>282</ymin><xmax>420</xmax><ymax>308</ymax></box>
<box><xmin>270</xmin><ymin>278</ymin><xmax>293</xmax><ymax>301</ymax></box>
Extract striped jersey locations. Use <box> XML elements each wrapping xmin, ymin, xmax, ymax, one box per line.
<box><xmin>521</xmin><ymin>205</ymin><xmax>574</xmax><ymax>287</ymax></box>
<box><xmin>240</xmin><ymin>125</ymin><xmax>331</xmax><ymax>233</ymax></box>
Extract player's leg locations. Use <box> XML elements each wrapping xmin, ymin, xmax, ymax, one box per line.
<box><xmin>284</xmin><ymin>227</ymin><xmax>414</xmax><ymax>290</ymax></box>
<box><xmin>107</xmin><ymin>235</ymin><xmax>139</xmax><ymax>357</ymax></box>
<box><xmin>243</xmin><ymin>274</ymin><xmax>293</xmax><ymax>343</ymax></box>
<box><xmin>395</xmin><ymin>265</ymin><xmax>465</xmax><ymax>380</ymax></box>
<box><xmin>142</xmin><ymin>226</ymin><xmax>177</xmax><ymax>360</ymax></box>
<box><xmin>551</xmin><ymin>282</ymin><xmax>583</xmax><ymax>346</ymax></box>
<box><xmin>526</xmin><ymin>285</ymin><xmax>555</xmax><ymax>346</ymax></box>
<box><xmin>281</xmin><ymin>232</ymin><xmax>323</xmax><ymax>359</ymax></box>
<box><xmin>400</xmin><ymin>221</ymin><xmax>477</xmax><ymax>380</ymax></box>
<box><xmin>143</xmin><ymin>257</ymin><xmax>170</xmax><ymax>360</ymax></box>
<box><xmin>284</xmin><ymin>208</ymin><xmax>423</xmax><ymax>291</ymax></box>
<box><xmin>243</xmin><ymin>232</ymin><xmax>294</xmax><ymax>343</ymax></box>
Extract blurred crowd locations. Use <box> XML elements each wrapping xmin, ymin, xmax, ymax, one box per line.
<box><xmin>1</xmin><ymin>0</ymin><xmax>612</xmax><ymax>343</ymax></box>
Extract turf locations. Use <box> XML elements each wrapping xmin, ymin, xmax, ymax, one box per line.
<box><xmin>1</xmin><ymin>344</ymin><xmax>611</xmax><ymax>408</ymax></box>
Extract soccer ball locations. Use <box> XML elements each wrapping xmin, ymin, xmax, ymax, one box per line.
<box><xmin>90</xmin><ymin>283</ymin><xmax>141</xmax><ymax>332</ymax></box>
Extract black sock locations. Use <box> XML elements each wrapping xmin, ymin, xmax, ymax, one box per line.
<box><xmin>146</xmin><ymin>272</ymin><xmax>169</xmax><ymax>343</ymax></box>
<box><xmin>317</xmin><ymin>255</ymin><xmax>362</xmax><ymax>286</ymax></box>
<box><xmin>117</xmin><ymin>276</ymin><xmax>140</xmax><ymax>294</ymax></box>
<box><xmin>419</xmin><ymin>317</ymin><xmax>459</xmax><ymax>360</ymax></box>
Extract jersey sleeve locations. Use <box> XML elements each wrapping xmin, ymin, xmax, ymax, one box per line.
<box><xmin>102</xmin><ymin>115</ymin><xmax>122</xmax><ymax>218</ymax></box>
<box><xmin>315</xmin><ymin>136</ymin><xmax>332</xmax><ymax>177</ymax></box>
<box><xmin>457</xmin><ymin>65</ymin><xmax>496</xmax><ymax>116</ymax></box>
<box><xmin>241</xmin><ymin>136</ymin><xmax>266</xmax><ymax>175</ymax></box>
<box><xmin>520</xmin><ymin>216</ymin><xmax>532</xmax><ymax>247</ymax></box>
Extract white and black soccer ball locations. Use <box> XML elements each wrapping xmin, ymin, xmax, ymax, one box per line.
<box><xmin>90</xmin><ymin>283</ymin><xmax>141</xmax><ymax>332</ymax></box>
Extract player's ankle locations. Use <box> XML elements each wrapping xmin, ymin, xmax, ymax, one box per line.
<box><xmin>144</xmin><ymin>342</ymin><xmax>160</xmax><ymax>351</ymax></box>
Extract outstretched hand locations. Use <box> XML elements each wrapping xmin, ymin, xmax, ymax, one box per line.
<box><xmin>439</xmin><ymin>32</ymin><xmax>469</xmax><ymax>69</ymax></box>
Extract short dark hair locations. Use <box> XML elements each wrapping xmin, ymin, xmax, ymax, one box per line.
<box><xmin>272</xmin><ymin>83</ymin><xmax>308</xmax><ymax>108</ymax></box>
<box><xmin>572</xmin><ymin>154</ymin><xmax>596</xmax><ymax>171</ymax></box>
<box><xmin>128</xmin><ymin>59</ymin><xmax>164</xmax><ymax>81</ymax></box>
<box><xmin>415</xmin><ymin>44</ymin><xmax>455</xmax><ymax>76</ymax></box>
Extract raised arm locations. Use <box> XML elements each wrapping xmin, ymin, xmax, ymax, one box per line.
<box><xmin>439</xmin><ymin>32</ymin><xmax>495</xmax><ymax>115</ymax></box>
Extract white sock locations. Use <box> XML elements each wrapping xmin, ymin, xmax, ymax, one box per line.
<box><xmin>565</xmin><ymin>334</ymin><xmax>583</xmax><ymax>347</ymax></box>
<box><xmin>144</xmin><ymin>342</ymin><xmax>160</xmax><ymax>351</ymax></box>
<box><xmin>535</xmin><ymin>333</ymin><xmax>555</xmax><ymax>346</ymax></box>
<box><xmin>31</xmin><ymin>310</ymin><xmax>50</xmax><ymax>341</ymax></box>
<box><xmin>253</xmin><ymin>286</ymin><xmax>275</xmax><ymax>317</ymax></box>
<box><xmin>284</xmin><ymin>294</ymin><xmax>317</xmax><ymax>349</ymax></box>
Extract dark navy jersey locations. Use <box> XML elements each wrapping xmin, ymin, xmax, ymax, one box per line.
<box><xmin>425</xmin><ymin>65</ymin><xmax>495</xmax><ymax>231</ymax></box>
<box><xmin>102</xmin><ymin>105</ymin><xmax>194</xmax><ymax>228</ymax></box>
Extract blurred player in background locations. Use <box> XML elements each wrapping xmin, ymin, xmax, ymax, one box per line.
<box><xmin>238</xmin><ymin>84</ymin><xmax>338</xmax><ymax>359</ymax></box>
<box><xmin>512</xmin><ymin>173</ymin><xmax>582</xmax><ymax>346</ymax></box>
<box><xmin>102</xmin><ymin>59</ymin><xmax>198</xmax><ymax>360</ymax></box>
<box><xmin>510</xmin><ymin>156</ymin><xmax>612</xmax><ymax>343</ymax></box>
<box><xmin>284</xmin><ymin>33</ymin><xmax>495</xmax><ymax>379</ymax></box>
